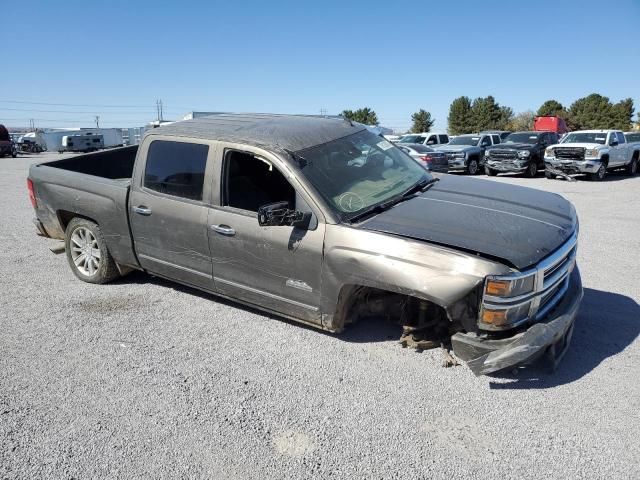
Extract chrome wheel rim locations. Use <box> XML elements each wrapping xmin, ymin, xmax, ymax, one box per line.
<box><xmin>469</xmin><ymin>161</ymin><xmax>478</xmax><ymax>174</ymax></box>
<box><xmin>70</xmin><ymin>227</ymin><xmax>101</xmax><ymax>276</ymax></box>
<box><xmin>598</xmin><ymin>165</ymin><xmax>605</xmax><ymax>179</ymax></box>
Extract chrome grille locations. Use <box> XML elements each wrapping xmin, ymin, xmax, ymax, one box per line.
<box><xmin>554</xmin><ymin>147</ymin><xmax>585</xmax><ymax>160</ymax></box>
<box><xmin>480</xmin><ymin>231</ymin><xmax>578</xmax><ymax>331</ymax></box>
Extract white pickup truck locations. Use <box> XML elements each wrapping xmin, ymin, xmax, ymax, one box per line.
<box><xmin>544</xmin><ymin>130</ymin><xmax>639</xmax><ymax>180</ymax></box>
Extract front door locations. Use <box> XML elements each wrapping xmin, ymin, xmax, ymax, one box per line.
<box><xmin>207</xmin><ymin>146</ymin><xmax>325</xmax><ymax>324</ymax></box>
<box><xmin>129</xmin><ymin>138</ymin><xmax>216</xmax><ymax>290</ymax></box>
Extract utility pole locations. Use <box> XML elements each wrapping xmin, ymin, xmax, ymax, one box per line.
<box><xmin>95</xmin><ymin>116</ymin><xmax>100</xmax><ymax>128</ymax></box>
<box><xmin>156</xmin><ymin>99</ymin><xmax>164</xmax><ymax>123</ymax></box>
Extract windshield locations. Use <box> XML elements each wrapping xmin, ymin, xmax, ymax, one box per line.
<box><xmin>294</xmin><ymin>130</ymin><xmax>429</xmax><ymax>219</ymax></box>
<box><xmin>398</xmin><ymin>134</ymin><xmax>424</xmax><ymax>144</ymax></box>
<box><xmin>503</xmin><ymin>133</ymin><xmax>540</xmax><ymax>144</ymax></box>
<box><xmin>448</xmin><ymin>135</ymin><xmax>480</xmax><ymax>146</ymax></box>
<box><xmin>562</xmin><ymin>132</ymin><xmax>607</xmax><ymax>145</ymax></box>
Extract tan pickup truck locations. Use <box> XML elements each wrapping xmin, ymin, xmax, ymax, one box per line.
<box><xmin>28</xmin><ymin>113</ymin><xmax>583</xmax><ymax>375</ymax></box>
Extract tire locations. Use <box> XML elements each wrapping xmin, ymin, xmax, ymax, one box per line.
<box><xmin>545</xmin><ymin>170</ymin><xmax>555</xmax><ymax>179</ymax></box>
<box><xmin>524</xmin><ymin>162</ymin><xmax>538</xmax><ymax>178</ymax></box>
<box><xmin>625</xmin><ymin>156</ymin><xmax>638</xmax><ymax>176</ymax></box>
<box><xmin>467</xmin><ymin>158</ymin><xmax>479</xmax><ymax>175</ymax></box>
<box><xmin>485</xmin><ymin>166</ymin><xmax>497</xmax><ymax>176</ymax></box>
<box><xmin>65</xmin><ymin>218</ymin><xmax>120</xmax><ymax>284</ymax></box>
<box><xmin>588</xmin><ymin>163</ymin><xmax>607</xmax><ymax>181</ymax></box>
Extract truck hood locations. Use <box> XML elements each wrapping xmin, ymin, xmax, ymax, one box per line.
<box><xmin>551</xmin><ymin>143</ymin><xmax>603</xmax><ymax>149</ymax></box>
<box><xmin>489</xmin><ymin>143</ymin><xmax>537</xmax><ymax>151</ymax></box>
<box><xmin>359</xmin><ymin>175</ymin><xmax>577</xmax><ymax>270</ymax></box>
<box><xmin>434</xmin><ymin>145</ymin><xmax>478</xmax><ymax>153</ymax></box>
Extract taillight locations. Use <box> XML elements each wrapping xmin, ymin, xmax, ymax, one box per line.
<box><xmin>419</xmin><ymin>155</ymin><xmax>433</xmax><ymax>163</ymax></box>
<box><xmin>27</xmin><ymin>178</ymin><xmax>37</xmax><ymax>208</ymax></box>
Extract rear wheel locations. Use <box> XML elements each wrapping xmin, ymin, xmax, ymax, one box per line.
<box><xmin>65</xmin><ymin>218</ymin><xmax>120</xmax><ymax>284</ymax></box>
<box><xmin>485</xmin><ymin>166</ymin><xmax>497</xmax><ymax>176</ymax></box>
<box><xmin>525</xmin><ymin>162</ymin><xmax>538</xmax><ymax>178</ymax></box>
<box><xmin>589</xmin><ymin>163</ymin><xmax>607</xmax><ymax>181</ymax></box>
<box><xmin>467</xmin><ymin>158</ymin><xmax>479</xmax><ymax>175</ymax></box>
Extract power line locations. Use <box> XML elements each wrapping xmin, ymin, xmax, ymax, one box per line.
<box><xmin>0</xmin><ymin>107</ymin><xmax>156</xmax><ymax>114</ymax></box>
<box><xmin>0</xmin><ymin>99</ymin><xmax>153</xmax><ymax>108</ymax></box>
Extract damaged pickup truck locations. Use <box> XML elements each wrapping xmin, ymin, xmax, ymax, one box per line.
<box><xmin>27</xmin><ymin>114</ymin><xmax>583</xmax><ymax>375</ymax></box>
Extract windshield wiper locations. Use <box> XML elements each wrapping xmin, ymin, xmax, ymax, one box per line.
<box><xmin>400</xmin><ymin>177</ymin><xmax>439</xmax><ymax>199</ymax></box>
<box><xmin>348</xmin><ymin>177</ymin><xmax>439</xmax><ymax>224</ymax></box>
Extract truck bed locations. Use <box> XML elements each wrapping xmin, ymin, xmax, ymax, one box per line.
<box><xmin>28</xmin><ymin>146</ymin><xmax>140</xmax><ymax>270</ymax></box>
<box><xmin>45</xmin><ymin>145</ymin><xmax>138</xmax><ymax>179</ymax></box>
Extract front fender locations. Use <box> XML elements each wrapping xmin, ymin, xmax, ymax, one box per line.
<box><xmin>320</xmin><ymin>225</ymin><xmax>509</xmax><ymax>331</ymax></box>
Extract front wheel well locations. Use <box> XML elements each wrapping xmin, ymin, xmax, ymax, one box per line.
<box><xmin>332</xmin><ymin>285</ymin><xmax>451</xmax><ymax>333</ymax></box>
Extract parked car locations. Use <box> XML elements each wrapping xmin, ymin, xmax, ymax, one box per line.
<box><xmin>480</xmin><ymin>130</ymin><xmax>511</xmax><ymax>141</ymax></box>
<box><xmin>544</xmin><ymin>130</ymin><xmax>639</xmax><ymax>180</ymax></box>
<box><xmin>28</xmin><ymin>114</ymin><xmax>583</xmax><ymax>376</ymax></box>
<box><xmin>0</xmin><ymin>124</ymin><xmax>18</xmax><ymax>158</ymax></box>
<box><xmin>397</xmin><ymin>143</ymin><xmax>449</xmax><ymax>173</ymax></box>
<box><xmin>623</xmin><ymin>131</ymin><xmax>640</xmax><ymax>143</ymax></box>
<box><xmin>484</xmin><ymin>131</ymin><xmax>559</xmax><ymax>177</ymax></box>
<box><xmin>534</xmin><ymin>116</ymin><xmax>569</xmax><ymax>134</ymax></box>
<box><xmin>434</xmin><ymin>133</ymin><xmax>500</xmax><ymax>174</ymax></box>
<box><xmin>397</xmin><ymin>132</ymin><xmax>450</xmax><ymax>146</ymax></box>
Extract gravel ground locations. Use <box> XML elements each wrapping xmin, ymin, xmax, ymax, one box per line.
<box><xmin>1</xmin><ymin>152</ymin><xmax>639</xmax><ymax>479</ymax></box>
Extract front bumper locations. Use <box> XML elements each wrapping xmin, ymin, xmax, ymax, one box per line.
<box><xmin>451</xmin><ymin>267</ymin><xmax>583</xmax><ymax>376</ymax></box>
<box><xmin>485</xmin><ymin>160</ymin><xmax>529</xmax><ymax>172</ymax></box>
<box><xmin>447</xmin><ymin>157</ymin><xmax>468</xmax><ymax>171</ymax></box>
<box><xmin>545</xmin><ymin>158</ymin><xmax>601</xmax><ymax>174</ymax></box>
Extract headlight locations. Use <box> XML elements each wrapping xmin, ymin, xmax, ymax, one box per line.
<box><xmin>480</xmin><ymin>302</ymin><xmax>532</xmax><ymax>327</ymax></box>
<box><xmin>584</xmin><ymin>148</ymin><xmax>599</xmax><ymax>157</ymax></box>
<box><xmin>454</xmin><ymin>152</ymin><xmax>466</xmax><ymax>158</ymax></box>
<box><xmin>517</xmin><ymin>150</ymin><xmax>530</xmax><ymax>158</ymax></box>
<box><xmin>544</xmin><ymin>147</ymin><xmax>555</xmax><ymax>157</ymax></box>
<box><xmin>480</xmin><ymin>273</ymin><xmax>536</xmax><ymax>329</ymax></box>
<box><xmin>485</xmin><ymin>274</ymin><xmax>535</xmax><ymax>298</ymax></box>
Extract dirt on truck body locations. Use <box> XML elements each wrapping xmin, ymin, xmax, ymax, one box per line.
<box><xmin>27</xmin><ymin>113</ymin><xmax>583</xmax><ymax>375</ymax></box>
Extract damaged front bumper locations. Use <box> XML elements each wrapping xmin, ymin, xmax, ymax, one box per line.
<box><xmin>545</xmin><ymin>158</ymin><xmax>601</xmax><ymax>175</ymax></box>
<box><xmin>451</xmin><ymin>268</ymin><xmax>583</xmax><ymax>376</ymax></box>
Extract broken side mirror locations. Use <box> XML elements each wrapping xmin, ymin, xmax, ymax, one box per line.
<box><xmin>257</xmin><ymin>201</ymin><xmax>311</xmax><ymax>229</ymax></box>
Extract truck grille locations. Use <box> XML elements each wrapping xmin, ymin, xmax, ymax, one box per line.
<box><xmin>554</xmin><ymin>147</ymin><xmax>585</xmax><ymax>160</ymax></box>
<box><xmin>487</xmin><ymin>149</ymin><xmax>518</xmax><ymax>160</ymax></box>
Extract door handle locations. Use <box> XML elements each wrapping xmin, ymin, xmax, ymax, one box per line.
<box><xmin>210</xmin><ymin>224</ymin><xmax>236</xmax><ymax>236</ymax></box>
<box><xmin>133</xmin><ymin>206</ymin><xmax>152</xmax><ymax>216</ymax></box>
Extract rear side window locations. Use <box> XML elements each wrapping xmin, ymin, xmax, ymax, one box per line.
<box><xmin>144</xmin><ymin>140</ymin><xmax>209</xmax><ymax>201</ymax></box>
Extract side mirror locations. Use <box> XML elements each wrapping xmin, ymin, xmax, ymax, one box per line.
<box><xmin>610</xmin><ymin>140</ymin><xmax>619</xmax><ymax>147</ymax></box>
<box><xmin>257</xmin><ymin>201</ymin><xmax>311</xmax><ymax>228</ymax></box>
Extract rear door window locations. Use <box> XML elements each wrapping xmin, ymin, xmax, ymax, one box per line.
<box><xmin>144</xmin><ymin>140</ymin><xmax>209</xmax><ymax>201</ymax></box>
<box><xmin>438</xmin><ymin>134</ymin><xmax>449</xmax><ymax>144</ymax></box>
<box><xmin>491</xmin><ymin>135</ymin><xmax>500</xmax><ymax>144</ymax></box>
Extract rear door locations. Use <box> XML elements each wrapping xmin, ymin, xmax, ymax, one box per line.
<box><xmin>206</xmin><ymin>144</ymin><xmax>325</xmax><ymax>325</ymax></box>
<box><xmin>129</xmin><ymin>137</ymin><xmax>216</xmax><ymax>290</ymax></box>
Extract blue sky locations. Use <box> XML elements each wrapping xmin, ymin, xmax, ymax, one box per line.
<box><xmin>2</xmin><ymin>0</ymin><xmax>639</xmax><ymax>131</ymax></box>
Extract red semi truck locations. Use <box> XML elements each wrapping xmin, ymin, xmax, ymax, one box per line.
<box><xmin>534</xmin><ymin>116</ymin><xmax>568</xmax><ymax>134</ymax></box>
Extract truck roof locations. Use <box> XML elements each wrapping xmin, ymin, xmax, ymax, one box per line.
<box><xmin>144</xmin><ymin>113</ymin><xmax>367</xmax><ymax>152</ymax></box>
